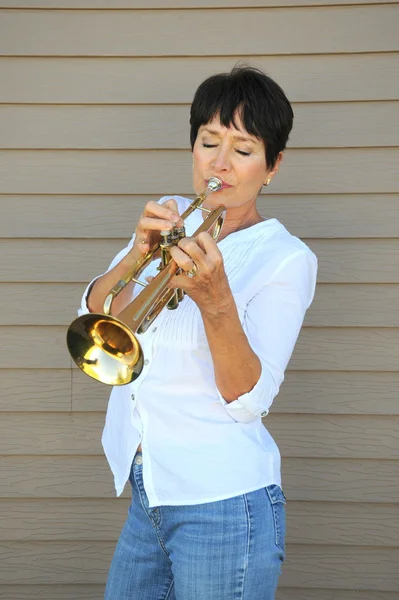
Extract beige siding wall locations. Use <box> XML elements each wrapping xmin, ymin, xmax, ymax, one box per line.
<box><xmin>0</xmin><ymin>2</ymin><xmax>398</xmax><ymax>599</ymax></box>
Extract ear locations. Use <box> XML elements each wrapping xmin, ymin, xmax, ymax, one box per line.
<box><xmin>264</xmin><ymin>152</ymin><xmax>283</xmax><ymax>186</ymax></box>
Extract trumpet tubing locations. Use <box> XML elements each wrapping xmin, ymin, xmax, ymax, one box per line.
<box><xmin>66</xmin><ymin>177</ymin><xmax>224</xmax><ymax>386</ymax></box>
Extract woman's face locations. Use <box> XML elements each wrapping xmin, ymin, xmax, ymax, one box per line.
<box><xmin>192</xmin><ymin>113</ymin><xmax>279</xmax><ymax>211</ymax></box>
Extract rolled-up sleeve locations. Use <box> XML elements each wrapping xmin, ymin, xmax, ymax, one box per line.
<box><xmin>219</xmin><ymin>250</ymin><xmax>318</xmax><ymax>423</ymax></box>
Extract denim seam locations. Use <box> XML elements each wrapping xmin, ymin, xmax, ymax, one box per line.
<box><xmin>153</xmin><ymin>525</ymin><xmax>171</xmax><ymax>559</ymax></box>
<box><xmin>265</xmin><ymin>486</ymin><xmax>285</xmax><ymax>551</ymax></box>
<box><xmin>163</xmin><ymin>577</ymin><xmax>175</xmax><ymax>600</ymax></box>
<box><xmin>272</xmin><ymin>503</ymin><xmax>281</xmax><ymax>549</ymax></box>
<box><xmin>239</xmin><ymin>493</ymin><xmax>251</xmax><ymax>600</ymax></box>
<box><xmin>134</xmin><ymin>468</ymin><xmax>171</xmax><ymax>558</ymax></box>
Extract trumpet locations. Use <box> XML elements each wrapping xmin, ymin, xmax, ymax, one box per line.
<box><xmin>66</xmin><ymin>177</ymin><xmax>224</xmax><ymax>386</ymax></box>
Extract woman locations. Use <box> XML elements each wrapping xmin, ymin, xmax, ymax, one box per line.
<box><xmin>79</xmin><ymin>66</ymin><xmax>317</xmax><ymax>600</ymax></box>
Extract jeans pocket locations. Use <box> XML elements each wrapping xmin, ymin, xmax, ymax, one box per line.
<box><xmin>265</xmin><ymin>484</ymin><xmax>286</xmax><ymax>553</ymax></box>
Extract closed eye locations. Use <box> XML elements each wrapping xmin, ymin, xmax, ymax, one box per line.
<box><xmin>202</xmin><ymin>143</ymin><xmax>251</xmax><ymax>156</ymax></box>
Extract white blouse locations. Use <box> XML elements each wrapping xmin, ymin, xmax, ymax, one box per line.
<box><xmin>78</xmin><ymin>195</ymin><xmax>318</xmax><ymax>507</ymax></box>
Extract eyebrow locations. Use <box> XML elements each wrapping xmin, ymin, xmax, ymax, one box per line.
<box><xmin>201</xmin><ymin>127</ymin><xmax>256</xmax><ymax>143</ymax></box>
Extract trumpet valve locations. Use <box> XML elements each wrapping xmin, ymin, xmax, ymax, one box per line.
<box><xmin>160</xmin><ymin>230</ymin><xmax>173</xmax><ymax>247</ymax></box>
<box><xmin>175</xmin><ymin>225</ymin><xmax>186</xmax><ymax>240</ymax></box>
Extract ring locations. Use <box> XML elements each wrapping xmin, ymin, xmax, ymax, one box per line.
<box><xmin>186</xmin><ymin>265</ymin><xmax>198</xmax><ymax>278</ymax></box>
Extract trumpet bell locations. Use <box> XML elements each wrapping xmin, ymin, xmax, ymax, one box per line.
<box><xmin>67</xmin><ymin>313</ymin><xmax>144</xmax><ymax>385</ymax></box>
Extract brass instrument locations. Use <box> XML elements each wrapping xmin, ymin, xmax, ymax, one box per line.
<box><xmin>66</xmin><ymin>177</ymin><xmax>224</xmax><ymax>386</ymax></box>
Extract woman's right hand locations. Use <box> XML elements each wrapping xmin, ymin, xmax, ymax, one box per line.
<box><xmin>131</xmin><ymin>198</ymin><xmax>184</xmax><ymax>257</ymax></box>
<box><xmin>86</xmin><ymin>199</ymin><xmax>183</xmax><ymax>315</ymax></box>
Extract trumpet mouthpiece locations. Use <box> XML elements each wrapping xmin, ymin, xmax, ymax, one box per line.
<box><xmin>207</xmin><ymin>177</ymin><xmax>222</xmax><ymax>192</ymax></box>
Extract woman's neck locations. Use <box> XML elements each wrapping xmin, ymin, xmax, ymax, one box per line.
<box><xmin>216</xmin><ymin>208</ymin><xmax>265</xmax><ymax>242</ymax></box>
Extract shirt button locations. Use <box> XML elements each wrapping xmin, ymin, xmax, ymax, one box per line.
<box><xmin>261</xmin><ymin>411</ymin><xmax>268</xmax><ymax>417</ymax></box>
<box><xmin>131</xmin><ymin>393</ymin><xmax>135</xmax><ymax>401</ymax></box>
<box><xmin>152</xmin><ymin>327</ymin><xmax>157</xmax><ymax>333</ymax></box>
<box><xmin>144</xmin><ymin>359</ymin><xmax>149</xmax><ymax>366</ymax></box>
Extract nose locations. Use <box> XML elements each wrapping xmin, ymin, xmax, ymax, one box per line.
<box><xmin>211</xmin><ymin>148</ymin><xmax>231</xmax><ymax>172</ymax></box>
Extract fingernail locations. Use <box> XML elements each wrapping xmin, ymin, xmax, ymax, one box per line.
<box><xmin>171</xmin><ymin>214</ymin><xmax>179</xmax><ymax>222</ymax></box>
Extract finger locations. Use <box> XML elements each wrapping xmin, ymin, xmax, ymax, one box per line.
<box><xmin>143</xmin><ymin>199</ymin><xmax>181</xmax><ymax>225</ymax></box>
<box><xmin>134</xmin><ymin>227</ymin><xmax>153</xmax><ymax>254</ymax></box>
<box><xmin>176</xmin><ymin>237</ymin><xmax>206</xmax><ymax>268</ymax></box>
<box><xmin>169</xmin><ymin>245</ymin><xmax>197</xmax><ymax>272</ymax></box>
<box><xmin>137</xmin><ymin>216</ymin><xmax>176</xmax><ymax>234</ymax></box>
<box><xmin>195</xmin><ymin>231</ymin><xmax>219</xmax><ymax>255</ymax></box>
<box><xmin>195</xmin><ymin>232</ymin><xmax>223</xmax><ymax>267</ymax></box>
<box><xmin>162</xmin><ymin>199</ymin><xmax>184</xmax><ymax>227</ymax></box>
<box><xmin>135</xmin><ymin>236</ymin><xmax>150</xmax><ymax>254</ymax></box>
<box><xmin>168</xmin><ymin>273</ymin><xmax>192</xmax><ymax>290</ymax></box>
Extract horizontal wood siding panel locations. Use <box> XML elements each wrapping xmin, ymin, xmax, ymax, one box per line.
<box><xmin>2</xmin><ymin>194</ymin><xmax>399</xmax><ymax>239</ymax></box>
<box><xmin>0</xmin><ymin>586</ymin><xmax>104</xmax><ymax>600</ymax></box>
<box><xmin>274</xmin><ymin>371</ymin><xmax>399</xmax><ymax>416</ymax></box>
<box><xmin>2</xmin><ymin>55</ymin><xmax>399</xmax><ymax>103</ymax></box>
<box><xmin>277</xmin><ymin>591</ymin><xmax>399</xmax><ymax>600</ymax></box>
<box><xmin>2</xmin><ymin>369</ymin><xmax>399</xmax><ymax>415</ymax></box>
<box><xmin>0</xmin><ymin>105</ymin><xmax>182</xmax><ymax>150</ymax></box>
<box><xmin>267</xmin><ymin>414</ymin><xmax>399</xmax><ymax>459</ymax></box>
<box><xmin>280</xmin><ymin>546</ymin><xmax>399</xmax><ymax>591</ymax></box>
<box><xmin>1</xmin><ymin>149</ymin><xmax>398</xmax><ymax>195</ymax></box>
<box><xmin>3</xmin><ymin>102</ymin><xmax>399</xmax><ymax>149</ymax></box>
<box><xmin>0</xmin><ymin>542</ymin><xmax>398</xmax><ymax>590</ymax></box>
<box><xmin>1</xmin><ymin>413</ymin><xmax>398</xmax><ymax>459</ymax></box>
<box><xmin>0</xmin><ymin>498</ymin><xmax>128</xmax><ymax>541</ymax></box>
<box><xmin>0</xmin><ymin>327</ymin><xmax>72</xmax><ymax>369</ymax></box>
<box><xmin>1</xmin><ymin>0</ymin><xmax>397</xmax><ymax>7</ymax></box>
<box><xmin>0</xmin><ymin>456</ymin><xmax>117</xmax><ymax>499</ymax></box>
<box><xmin>0</xmin><ymin>239</ymin><xmax>125</xmax><ymax>283</ymax></box>
<box><xmin>2</xmin><ymin>499</ymin><xmax>398</xmax><ymax>547</ymax></box>
<box><xmin>290</xmin><ymin>328</ymin><xmax>399</xmax><ymax>371</ymax></box>
<box><xmin>282</xmin><ymin>458</ymin><xmax>399</xmax><ymax>503</ymax></box>
<box><xmin>2</xmin><ymin>586</ymin><xmax>396</xmax><ymax>600</ymax></box>
<box><xmin>2</xmin><ymin>283</ymin><xmax>399</xmax><ymax>327</ymax></box>
<box><xmin>3</xmin><ymin>239</ymin><xmax>399</xmax><ymax>284</ymax></box>
<box><xmin>310</xmin><ymin>240</ymin><xmax>399</xmax><ymax>284</ymax></box>
<box><xmin>2</xmin><ymin>325</ymin><xmax>399</xmax><ymax>370</ymax></box>
<box><xmin>2</xmin><ymin>6</ymin><xmax>398</xmax><ymax>56</ymax></box>
<box><xmin>307</xmin><ymin>284</ymin><xmax>399</xmax><ymax>327</ymax></box>
<box><xmin>285</xmin><ymin>501</ymin><xmax>399</xmax><ymax>547</ymax></box>
<box><xmin>261</xmin><ymin>195</ymin><xmax>399</xmax><ymax>239</ymax></box>
<box><xmin>1</xmin><ymin>456</ymin><xmax>398</xmax><ymax>501</ymax></box>
<box><xmin>0</xmin><ymin>541</ymin><xmax>112</xmax><ymax>585</ymax></box>
<box><xmin>0</xmin><ymin>283</ymin><xmax>82</xmax><ymax>326</ymax></box>
<box><xmin>0</xmin><ymin>413</ymin><xmax>104</xmax><ymax>455</ymax></box>
<box><xmin>0</xmin><ymin>370</ymin><xmax>73</xmax><ymax>412</ymax></box>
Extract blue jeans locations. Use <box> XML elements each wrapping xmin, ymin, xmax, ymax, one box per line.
<box><xmin>105</xmin><ymin>453</ymin><xmax>286</xmax><ymax>600</ymax></box>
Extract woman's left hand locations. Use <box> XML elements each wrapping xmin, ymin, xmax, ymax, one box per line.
<box><xmin>168</xmin><ymin>232</ymin><xmax>234</xmax><ymax>315</ymax></box>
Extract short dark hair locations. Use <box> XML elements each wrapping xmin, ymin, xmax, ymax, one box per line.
<box><xmin>190</xmin><ymin>66</ymin><xmax>294</xmax><ymax>169</ymax></box>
